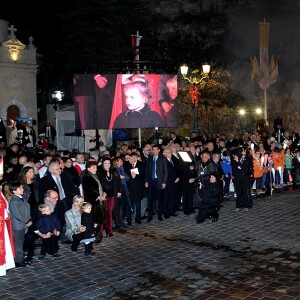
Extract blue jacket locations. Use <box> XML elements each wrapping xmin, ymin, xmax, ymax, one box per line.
<box><xmin>221</xmin><ymin>157</ymin><xmax>232</xmax><ymax>177</ymax></box>
<box><xmin>36</xmin><ymin>213</ymin><xmax>61</xmax><ymax>234</ymax></box>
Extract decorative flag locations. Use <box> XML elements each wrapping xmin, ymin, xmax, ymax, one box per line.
<box><xmin>251</xmin><ymin>19</ymin><xmax>278</xmax><ymax>88</ymax></box>
<box><xmin>250</xmin><ymin>56</ymin><xmax>260</xmax><ymax>81</ymax></box>
<box><xmin>259</xmin><ymin>20</ymin><xmax>270</xmax><ymax>79</ymax></box>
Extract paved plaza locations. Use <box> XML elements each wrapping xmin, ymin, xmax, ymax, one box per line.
<box><xmin>1</xmin><ymin>188</ymin><xmax>300</xmax><ymax>300</ymax></box>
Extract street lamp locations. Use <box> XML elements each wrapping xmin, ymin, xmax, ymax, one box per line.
<box><xmin>180</xmin><ymin>63</ymin><xmax>210</xmax><ymax>136</ymax></box>
<box><xmin>239</xmin><ymin>109</ymin><xmax>246</xmax><ymax>116</ymax></box>
<box><xmin>255</xmin><ymin>108</ymin><xmax>262</xmax><ymax>115</ymax></box>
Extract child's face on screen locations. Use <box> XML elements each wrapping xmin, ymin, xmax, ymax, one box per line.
<box><xmin>125</xmin><ymin>86</ymin><xmax>145</xmax><ymax>111</ymax></box>
<box><xmin>83</xmin><ymin>206</ymin><xmax>92</xmax><ymax>213</ymax></box>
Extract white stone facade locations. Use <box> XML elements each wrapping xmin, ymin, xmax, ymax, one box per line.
<box><xmin>0</xmin><ymin>19</ymin><xmax>38</xmax><ymax>127</ymax></box>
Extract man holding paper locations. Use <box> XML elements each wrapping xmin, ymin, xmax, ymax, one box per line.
<box><xmin>123</xmin><ymin>152</ymin><xmax>146</xmax><ymax>225</ymax></box>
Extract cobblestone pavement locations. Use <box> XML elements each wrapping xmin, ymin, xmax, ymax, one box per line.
<box><xmin>1</xmin><ymin>187</ymin><xmax>300</xmax><ymax>300</ymax></box>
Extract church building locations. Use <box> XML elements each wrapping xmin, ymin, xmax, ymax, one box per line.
<box><xmin>0</xmin><ymin>19</ymin><xmax>38</xmax><ymax>128</ymax></box>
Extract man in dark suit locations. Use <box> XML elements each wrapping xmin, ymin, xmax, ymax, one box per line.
<box><xmin>226</xmin><ymin>132</ymin><xmax>239</xmax><ymax>149</ymax></box>
<box><xmin>170</xmin><ymin>144</ymin><xmax>182</xmax><ymax>212</ymax></box>
<box><xmin>38</xmin><ymin>161</ymin><xmax>75</xmax><ymax>211</ymax></box>
<box><xmin>162</xmin><ymin>147</ymin><xmax>180</xmax><ymax>218</ymax></box>
<box><xmin>41</xmin><ymin>121</ymin><xmax>56</xmax><ymax>145</ymax></box>
<box><xmin>23</xmin><ymin>121</ymin><xmax>36</xmax><ymax>148</ymax></box>
<box><xmin>169</xmin><ymin>131</ymin><xmax>181</xmax><ymax>145</ymax></box>
<box><xmin>145</xmin><ymin>145</ymin><xmax>168</xmax><ymax>222</ymax></box>
<box><xmin>123</xmin><ymin>152</ymin><xmax>146</xmax><ymax>225</ymax></box>
<box><xmin>212</xmin><ymin>151</ymin><xmax>225</xmax><ymax>203</ymax></box>
<box><xmin>43</xmin><ymin>190</ymin><xmax>66</xmax><ymax>230</ymax></box>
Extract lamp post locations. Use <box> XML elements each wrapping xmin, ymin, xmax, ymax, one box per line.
<box><xmin>180</xmin><ymin>63</ymin><xmax>210</xmax><ymax>136</ymax></box>
<box><xmin>238</xmin><ymin>109</ymin><xmax>246</xmax><ymax>136</ymax></box>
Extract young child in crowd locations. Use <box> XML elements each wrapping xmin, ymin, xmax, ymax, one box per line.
<box><xmin>196</xmin><ymin>173</ymin><xmax>221</xmax><ymax>224</ymax></box>
<box><xmin>284</xmin><ymin>148</ymin><xmax>293</xmax><ymax>185</ymax></box>
<box><xmin>252</xmin><ymin>150</ymin><xmax>264</xmax><ymax>195</ymax></box>
<box><xmin>271</xmin><ymin>146</ymin><xmax>285</xmax><ymax>188</ymax></box>
<box><xmin>35</xmin><ymin>204</ymin><xmax>62</xmax><ymax>260</ymax></box>
<box><xmin>221</xmin><ymin>150</ymin><xmax>232</xmax><ymax>199</ymax></box>
<box><xmin>81</xmin><ymin>202</ymin><xmax>98</xmax><ymax>256</ymax></box>
<box><xmin>9</xmin><ymin>181</ymin><xmax>32</xmax><ymax>267</ymax></box>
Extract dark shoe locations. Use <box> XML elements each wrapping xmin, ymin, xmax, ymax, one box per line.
<box><xmin>171</xmin><ymin>213</ymin><xmax>178</xmax><ymax>217</ymax></box>
<box><xmin>117</xmin><ymin>228</ymin><xmax>127</xmax><ymax>233</ymax></box>
<box><xmin>53</xmin><ymin>253</ymin><xmax>62</xmax><ymax>258</ymax></box>
<box><xmin>95</xmin><ymin>233</ymin><xmax>103</xmax><ymax>244</ymax></box>
<box><xmin>212</xmin><ymin>218</ymin><xmax>218</xmax><ymax>223</ymax></box>
<box><xmin>196</xmin><ymin>217</ymin><xmax>204</xmax><ymax>224</ymax></box>
<box><xmin>135</xmin><ymin>219</ymin><xmax>142</xmax><ymax>224</ymax></box>
<box><xmin>158</xmin><ymin>216</ymin><xmax>164</xmax><ymax>221</ymax></box>
<box><xmin>84</xmin><ymin>244</ymin><xmax>91</xmax><ymax>256</ymax></box>
<box><xmin>106</xmin><ymin>232</ymin><xmax>114</xmax><ymax>237</ymax></box>
<box><xmin>71</xmin><ymin>246</ymin><xmax>78</xmax><ymax>252</ymax></box>
<box><xmin>164</xmin><ymin>214</ymin><xmax>170</xmax><ymax>219</ymax></box>
<box><xmin>15</xmin><ymin>262</ymin><xmax>27</xmax><ymax>267</ymax></box>
<box><xmin>140</xmin><ymin>216</ymin><xmax>148</xmax><ymax>220</ymax></box>
<box><xmin>184</xmin><ymin>211</ymin><xmax>191</xmax><ymax>215</ymax></box>
<box><xmin>147</xmin><ymin>217</ymin><xmax>152</xmax><ymax>223</ymax></box>
<box><xmin>38</xmin><ymin>255</ymin><xmax>45</xmax><ymax>261</ymax></box>
<box><xmin>62</xmin><ymin>240</ymin><xmax>72</xmax><ymax>244</ymax></box>
<box><xmin>89</xmin><ymin>243</ymin><xmax>95</xmax><ymax>255</ymax></box>
<box><xmin>24</xmin><ymin>258</ymin><xmax>32</xmax><ymax>266</ymax></box>
<box><xmin>127</xmin><ymin>220</ymin><xmax>132</xmax><ymax>226</ymax></box>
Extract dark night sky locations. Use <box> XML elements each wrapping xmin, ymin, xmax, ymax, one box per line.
<box><xmin>1</xmin><ymin>0</ymin><xmax>300</xmax><ymax>129</ymax></box>
<box><xmin>2</xmin><ymin>1</ymin><xmax>300</xmax><ymax>91</ymax></box>
<box><xmin>0</xmin><ymin>2</ymin><xmax>63</xmax><ymax>54</ymax></box>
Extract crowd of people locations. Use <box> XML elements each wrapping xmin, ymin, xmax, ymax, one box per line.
<box><xmin>0</xmin><ymin>123</ymin><xmax>300</xmax><ymax>275</ymax></box>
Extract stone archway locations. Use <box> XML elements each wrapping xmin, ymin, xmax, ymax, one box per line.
<box><xmin>1</xmin><ymin>96</ymin><xmax>27</xmax><ymax>124</ymax></box>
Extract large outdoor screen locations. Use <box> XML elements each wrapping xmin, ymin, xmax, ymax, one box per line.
<box><xmin>73</xmin><ymin>74</ymin><xmax>178</xmax><ymax>129</ymax></box>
